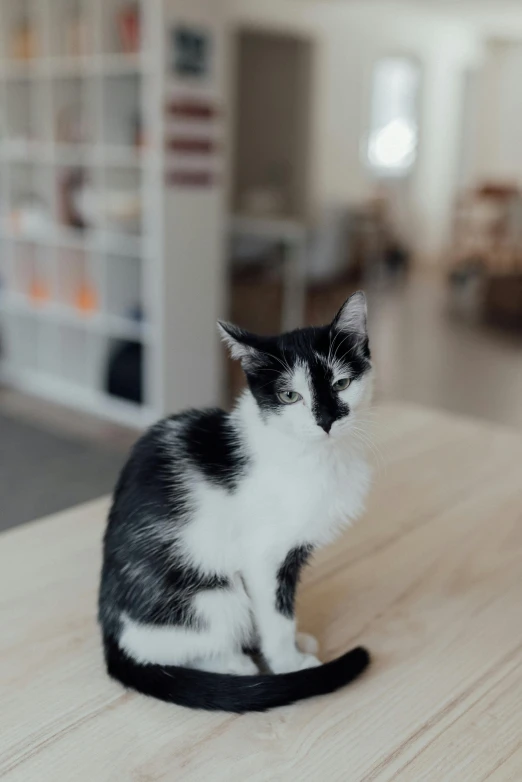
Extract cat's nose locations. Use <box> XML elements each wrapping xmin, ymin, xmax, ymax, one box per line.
<box><xmin>317</xmin><ymin>415</ymin><xmax>334</xmax><ymax>434</ymax></box>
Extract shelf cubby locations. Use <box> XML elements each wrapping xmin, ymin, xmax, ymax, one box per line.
<box><xmin>60</xmin><ymin>325</ymin><xmax>104</xmax><ymax>390</ymax></box>
<box><xmin>105</xmin><ymin>252</ymin><xmax>142</xmax><ymax>320</ymax></box>
<box><xmin>102</xmin><ymin>73</ymin><xmax>142</xmax><ymax>148</ymax></box>
<box><xmin>1</xmin><ymin>0</ymin><xmax>41</xmax><ymax>63</ymax></box>
<box><xmin>5</xmin><ymin>78</ymin><xmax>37</xmax><ymax>146</ymax></box>
<box><xmin>36</xmin><ymin>319</ymin><xmax>62</xmax><ymax>376</ymax></box>
<box><xmin>56</xmin><ymin>246</ymin><xmax>96</xmax><ymax>312</ymax></box>
<box><xmin>52</xmin><ymin>76</ymin><xmax>95</xmax><ymax>146</ymax></box>
<box><xmin>2</xmin><ymin>310</ymin><xmax>38</xmax><ymax>371</ymax></box>
<box><xmin>102</xmin><ymin>166</ymin><xmax>142</xmax><ymax>237</ymax></box>
<box><xmin>48</xmin><ymin>0</ymin><xmax>96</xmax><ymax>60</ymax></box>
<box><xmin>100</xmin><ymin>0</ymin><xmax>140</xmax><ymax>57</ymax></box>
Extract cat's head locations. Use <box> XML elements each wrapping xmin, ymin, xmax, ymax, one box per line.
<box><xmin>219</xmin><ymin>292</ymin><xmax>373</xmax><ymax>441</ymax></box>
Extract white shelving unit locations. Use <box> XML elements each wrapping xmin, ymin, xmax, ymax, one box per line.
<box><xmin>0</xmin><ymin>0</ymin><xmax>229</xmax><ymax>425</ymax></box>
<box><xmin>0</xmin><ymin>0</ymin><xmax>162</xmax><ymax>427</ymax></box>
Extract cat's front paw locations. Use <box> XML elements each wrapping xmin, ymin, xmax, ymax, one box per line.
<box><xmin>296</xmin><ymin>632</ymin><xmax>319</xmax><ymax>655</ymax></box>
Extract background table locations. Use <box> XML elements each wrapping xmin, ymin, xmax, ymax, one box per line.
<box><xmin>228</xmin><ymin>214</ymin><xmax>308</xmax><ymax>331</ymax></box>
<box><xmin>2</xmin><ymin>403</ymin><xmax>522</xmax><ymax>781</ymax></box>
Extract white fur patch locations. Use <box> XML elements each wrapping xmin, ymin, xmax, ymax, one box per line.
<box><xmin>119</xmin><ymin>579</ymin><xmax>254</xmax><ymax>667</ymax></box>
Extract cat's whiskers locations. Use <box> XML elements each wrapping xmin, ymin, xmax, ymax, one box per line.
<box><xmin>346</xmin><ymin>424</ymin><xmax>386</xmax><ymax>474</ymax></box>
<box><xmin>327</xmin><ymin>326</ymin><xmax>343</xmax><ymax>368</ymax></box>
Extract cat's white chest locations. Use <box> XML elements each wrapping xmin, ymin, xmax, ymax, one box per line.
<box><xmin>240</xmin><ymin>443</ymin><xmax>372</xmax><ymax>550</ymax></box>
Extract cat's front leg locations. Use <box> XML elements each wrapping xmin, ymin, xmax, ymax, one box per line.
<box><xmin>244</xmin><ymin>546</ymin><xmax>320</xmax><ymax>674</ymax></box>
<box><xmin>296</xmin><ymin>632</ymin><xmax>320</xmax><ymax>655</ymax></box>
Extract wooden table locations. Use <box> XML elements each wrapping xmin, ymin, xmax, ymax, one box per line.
<box><xmin>2</xmin><ymin>403</ymin><xmax>522</xmax><ymax>781</ymax></box>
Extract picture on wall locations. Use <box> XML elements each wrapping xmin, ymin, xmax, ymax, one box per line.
<box><xmin>172</xmin><ymin>25</ymin><xmax>212</xmax><ymax>78</ymax></box>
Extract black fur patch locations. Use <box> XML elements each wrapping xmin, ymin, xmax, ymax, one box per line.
<box><xmin>184</xmin><ymin>409</ymin><xmax>249</xmax><ymax>491</ymax></box>
<box><xmin>276</xmin><ymin>545</ymin><xmax>313</xmax><ymax>617</ymax></box>
<box><xmin>307</xmin><ymin>353</ymin><xmax>350</xmax><ymax>433</ymax></box>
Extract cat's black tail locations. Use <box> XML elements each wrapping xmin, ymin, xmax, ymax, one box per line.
<box><xmin>104</xmin><ymin>637</ymin><xmax>370</xmax><ymax>713</ymax></box>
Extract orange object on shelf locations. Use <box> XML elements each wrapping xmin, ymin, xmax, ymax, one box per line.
<box><xmin>10</xmin><ymin>19</ymin><xmax>38</xmax><ymax>60</ymax></box>
<box><xmin>29</xmin><ymin>280</ymin><xmax>50</xmax><ymax>303</ymax></box>
<box><xmin>75</xmin><ymin>283</ymin><xmax>98</xmax><ymax>313</ymax></box>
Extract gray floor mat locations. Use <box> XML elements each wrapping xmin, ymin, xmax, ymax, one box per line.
<box><xmin>0</xmin><ymin>413</ymin><xmax>127</xmax><ymax>532</ymax></box>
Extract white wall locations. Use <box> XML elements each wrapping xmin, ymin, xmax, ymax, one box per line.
<box><xmin>230</xmin><ymin>0</ymin><xmax>483</xmax><ymax>262</ymax></box>
<box><xmin>312</xmin><ymin>2</ymin><xmax>483</xmax><ymax>262</ymax></box>
<box><xmin>472</xmin><ymin>40</ymin><xmax>522</xmax><ymax>185</ymax></box>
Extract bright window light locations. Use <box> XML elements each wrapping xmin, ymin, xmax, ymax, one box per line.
<box><xmin>367</xmin><ymin>57</ymin><xmax>420</xmax><ymax>175</ymax></box>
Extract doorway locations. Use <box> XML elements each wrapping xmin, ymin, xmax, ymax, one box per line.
<box><xmin>231</xmin><ymin>29</ymin><xmax>313</xmax><ymax>220</ymax></box>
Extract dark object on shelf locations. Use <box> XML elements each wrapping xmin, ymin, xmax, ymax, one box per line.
<box><xmin>59</xmin><ymin>169</ymin><xmax>88</xmax><ymax>230</ymax></box>
<box><xmin>106</xmin><ymin>340</ymin><xmax>143</xmax><ymax>404</ymax></box>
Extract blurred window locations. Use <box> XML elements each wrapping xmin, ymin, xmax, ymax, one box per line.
<box><xmin>367</xmin><ymin>56</ymin><xmax>420</xmax><ymax>176</ymax></box>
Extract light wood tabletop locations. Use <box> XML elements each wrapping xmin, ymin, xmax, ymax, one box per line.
<box><xmin>2</xmin><ymin>402</ymin><xmax>522</xmax><ymax>781</ymax></box>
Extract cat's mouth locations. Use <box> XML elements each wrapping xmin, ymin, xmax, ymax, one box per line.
<box><xmin>323</xmin><ymin>417</ymin><xmax>356</xmax><ymax>440</ymax></box>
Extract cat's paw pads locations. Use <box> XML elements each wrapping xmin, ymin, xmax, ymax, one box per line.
<box><xmin>296</xmin><ymin>632</ymin><xmax>319</xmax><ymax>655</ymax></box>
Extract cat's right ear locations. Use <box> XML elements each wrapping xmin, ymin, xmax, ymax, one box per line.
<box><xmin>331</xmin><ymin>291</ymin><xmax>367</xmax><ymax>337</ymax></box>
<box><xmin>218</xmin><ymin>321</ymin><xmax>263</xmax><ymax>368</ymax></box>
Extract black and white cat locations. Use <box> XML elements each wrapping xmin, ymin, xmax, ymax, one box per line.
<box><xmin>99</xmin><ymin>292</ymin><xmax>374</xmax><ymax>712</ymax></box>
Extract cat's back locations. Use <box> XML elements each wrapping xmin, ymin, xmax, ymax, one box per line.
<box><xmin>107</xmin><ymin>407</ymin><xmax>248</xmax><ymax>534</ymax></box>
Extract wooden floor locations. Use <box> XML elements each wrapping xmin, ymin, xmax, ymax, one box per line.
<box><xmin>367</xmin><ymin>274</ymin><xmax>522</xmax><ymax>430</ymax></box>
<box><xmin>2</xmin><ymin>403</ymin><xmax>522</xmax><ymax>781</ymax></box>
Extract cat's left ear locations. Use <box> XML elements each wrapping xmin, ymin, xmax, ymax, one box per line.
<box><xmin>331</xmin><ymin>291</ymin><xmax>367</xmax><ymax>337</ymax></box>
<box><xmin>218</xmin><ymin>321</ymin><xmax>263</xmax><ymax>368</ymax></box>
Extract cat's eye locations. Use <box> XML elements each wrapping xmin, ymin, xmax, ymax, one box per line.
<box><xmin>277</xmin><ymin>391</ymin><xmax>302</xmax><ymax>405</ymax></box>
<box><xmin>333</xmin><ymin>378</ymin><xmax>351</xmax><ymax>391</ymax></box>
